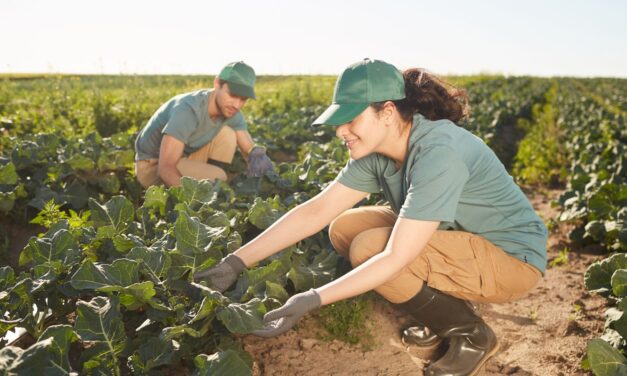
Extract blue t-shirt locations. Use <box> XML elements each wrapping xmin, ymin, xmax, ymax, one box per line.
<box><xmin>135</xmin><ymin>89</ymin><xmax>247</xmax><ymax>160</ymax></box>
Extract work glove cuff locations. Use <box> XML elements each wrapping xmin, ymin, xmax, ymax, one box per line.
<box><xmin>223</xmin><ymin>253</ymin><xmax>247</xmax><ymax>275</ymax></box>
<box><xmin>301</xmin><ymin>289</ymin><xmax>322</xmax><ymax>311</ymax></box>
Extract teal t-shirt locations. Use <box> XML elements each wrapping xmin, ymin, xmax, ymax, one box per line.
<box><xmin>337</xmin><ymin>114</ymin><xmax>548</xmax><ymax>273</ymax></box>
<box><xmin>135</xmin><ymin>89</ymin><xmax>247</xmax><ymax>160</ymax></box>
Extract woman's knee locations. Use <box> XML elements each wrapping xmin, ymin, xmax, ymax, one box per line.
<box><xmin>348</xmin><ymin>227</ymin><xmax>390</xmax><ymax>268</ymax></box>
<box><xmin>328</xmin><ymin>209</ymin><xmax>361</xmax><ymax>257</ymax></box>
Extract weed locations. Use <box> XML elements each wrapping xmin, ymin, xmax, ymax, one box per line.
<box><xmin>549</xmin><ymin>248</ymin><xmax>570</xmax><ymax>268</ymax></box>
<box><xmin>315</xmin><ymin>294</ymin><xmax>375</xmax><ymax>350</ymax></box>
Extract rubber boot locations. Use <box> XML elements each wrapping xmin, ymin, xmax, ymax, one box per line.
<box><xmin>397</xmin><ymin>285</ymin><xmax>498</xmax><ymax>376</ymax></box>
<box><xmin>398</xmin><ymin>299</ymin><xmax>476</xmax><ymax>347</ymax></box>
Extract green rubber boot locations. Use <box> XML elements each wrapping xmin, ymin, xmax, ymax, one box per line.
<box><xmin>397</xmin><ymin>285</ymin><xmax>498</xmax><ymax>376</ymax></box>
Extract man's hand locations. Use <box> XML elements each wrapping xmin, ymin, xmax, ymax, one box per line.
<box><xmin>193</xmin><ymin>254</ymin><xmax>246</xmax><ymax>292</ymax></box>
<box><xmin>251</xmin><ymin>289</ymin><xmax>321</xmax><ymax>338</ymax></box>
<box><xmin>247</xmin><ymin>146</ymin><xmax>274</xmax><ymax>177</ymax></box>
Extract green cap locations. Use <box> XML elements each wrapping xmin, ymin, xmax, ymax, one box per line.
<box><xmin>312</xmin><ymin>58</ymin><xmax>405</xmax><ymax>126</ymax></box>
<box><xmin>218</xmin><ymin>61</ymin><xmax>256</xmax><ymax>99</ymax></box>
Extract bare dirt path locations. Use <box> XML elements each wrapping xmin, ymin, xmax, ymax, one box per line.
<box><xmin>243</xmin><ymin>189</ymin><xmax>607</xmax><ymax>376</ymax></box>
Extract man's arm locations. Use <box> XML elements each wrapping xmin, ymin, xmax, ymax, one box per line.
<box><xmin>235</xmin><ymin>130</ymin><xmax>255</xmax><ymax>161</ymax></box>
<box><xmin>157</xmin><ymin>134</ymin><xmax>185</xmax><ymax>186</ymax></box>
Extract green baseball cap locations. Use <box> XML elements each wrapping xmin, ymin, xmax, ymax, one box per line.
<box><xmin>312</xmin><ymin>58</ymin><xmax>405</xmax><ymax>126</ymax></box>
<box><xmin>218</xmin><ymin>61</ymin><xmax>256</xmax><ymax>99</ymax></box>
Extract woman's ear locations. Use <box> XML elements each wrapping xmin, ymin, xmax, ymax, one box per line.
<box><xmin>383</xmin><ymin>101</ymin><xmax>397</xmax><ymax>125</ymax></box>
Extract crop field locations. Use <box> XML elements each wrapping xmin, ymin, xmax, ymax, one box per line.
<box><xmin>0</xmin><ymin>74</ymin><xmax>625</xmax><ymax>375</ymax></box>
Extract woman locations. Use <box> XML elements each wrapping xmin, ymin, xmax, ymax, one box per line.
<box><xmin>194</xmin><ymin>58</ymin><xmax>547</xmax><ymax>376</ymax></box>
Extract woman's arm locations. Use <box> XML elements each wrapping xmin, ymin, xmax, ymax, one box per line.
<box><xmin>234</xmin><ymin>181</ymin><xmax>368</xmax><ymax>267</ymax></box>
<box><xmin>315</xmin><ymin>217</ymin><xmax>440</xmax><ymax>305</ymax></box>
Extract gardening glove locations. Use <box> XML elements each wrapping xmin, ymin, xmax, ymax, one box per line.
<box><xmin>251</xmin><ymin>289</ymin><xmax>321</xmax><ymax>338</ymax></box>
<box><xmin>192</xmin><ymin>254</ymin><xmax>246</xmax><ymax>293</ymax></box>
<box><xmin>246</xmin><ymin>146</ymin><xmax>274</xmax><ymax>177</ymax></box>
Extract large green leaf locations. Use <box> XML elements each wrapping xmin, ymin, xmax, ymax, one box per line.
<box><xmin>248</xmin><ymin>196</ymin><xmax>285</xmax><ymax>230</ymax></box>
<box><xmin>170</xmin><ymin>177</ymin><xmax>220</xmax><ymax>207</ymax></box>
<box><xmin>231</xmin><ymin>259</ymin><xmax>289</xmax><ymax>302</ymax></box>
<box><xmin>288</xmin><ymin>250</ymin><xmax>339</xmax><ymax>291</ymax></box>
<box><xmin>0</xmin><ymin>325</ymin><xmax>77</xmax><ymax>375</ymax></box>
<box><xmin>612</xmin><ymin>269</ymin><xmax>627</xmax><ymax>297</ymax></box>
<box><xmin>168</xmin><ymin>251</ymin><xmax>220</xmax><ymax>280</ymax></box>
<box><xmin>174</xmin><ymin>211</ymin><xmax>227</xmax><ymax>255</ymax></box>
<box><xmin>26</xmin><ymin>229</ymin><xmax>81</xmax><ymax>276</ymax></box>
<box><xmin>117</xmin><ymin>281</ymin><xmax>157</xmax><ymax>310</ymax></box>
<box><xmin>585</xmin><ymin>253</ymin><xmax>627</xmax><ymax>294</ymax></box>
<box><xmin>70</xmin><ymin>259</ymin><xmax>139</xmax><ymax>291</ymax></box>
<box><xmin>127</xmin><ymin>246</ymin><xmax>172</xmax><ymax>279</ymax></box>
<box><xmin>189</xmin><ymin>295</ymin><xmax>222</xmax><ymax>325</ymax></box>
<box><xmin>88</xmin><ymin>196</ymin><xmax>134</xmax><ymax>239</ymax></box>
<box><xmin>127</xmin><ymin>336</ymin><xmax>180</xmax><ymax>374</ymax></box>
<box><xmin>216</xmin><ymin>298</ymin><xmax>266</xmax><ymax>334</ymax></box>
<box><xmin>587</xmin><ymin>338</ymin><xmax>627</xmax><ymax>376</ymax></box>
<box><xmin>193</xmin><ymin>350</ymin><xmax>251</xmax><ymax>376</ymax></box>
<box><xmin>0</xmin><ymin>278</ymin><xmax>33</xmax><ymax>315</ymax></box>
<box><xmin>74</xmin><ymin>296</ymin><xmax>126</xmax><ymax>374</ymax></box>
<box><xmin>606</xmin><ymin>307</ymin><xmax>627</xmax><ymax>340</ymax></box>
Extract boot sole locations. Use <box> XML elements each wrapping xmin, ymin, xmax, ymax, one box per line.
<box><xmin>404</xmin><ymin>338</ymin><xmax>445</xmax><ymax>361</ymax></box>
<box><xmin>468</xmin><ymin>339</ymin><xmax>499</xmax><ymax>376</ymax></box>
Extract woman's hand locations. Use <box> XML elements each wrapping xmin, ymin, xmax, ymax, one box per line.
<box><xmin>192</xmin><ymin>254</ymin><xmax>247</xmax><ymax>292</ymax></box>
<box><xmin>251</xmin><ymin>289</ymin><xmax>321</xmax><ymax>338</ymax></box>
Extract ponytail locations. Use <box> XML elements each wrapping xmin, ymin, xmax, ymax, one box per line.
<box><xmin>372</xmin><ymin>68</ymin><xmax>470</xmax><ymax>125</ymax></box>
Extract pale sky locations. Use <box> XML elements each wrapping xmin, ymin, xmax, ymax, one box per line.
<box><xmin>1</xmin><ymin>0</ymin><xmax>626</xmax><ymax>77</ymax></box>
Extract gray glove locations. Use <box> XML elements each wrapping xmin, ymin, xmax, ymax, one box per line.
<box><xmin>247</xmin><ymin>146</ymin><xmax>274</xmax><ymax>177</ymax></box>
<box><xmin>192</xmin><ymin>254</ymin><xmax>246</xmax><ymax>292</ymax></box>
<box><xmin>251</xmin><ymin>289</ymin><xmax>321</xmax><ymax>338</ymax></box>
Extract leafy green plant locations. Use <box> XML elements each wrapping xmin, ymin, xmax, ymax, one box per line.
<box><xmin>316</xmin><ymin>294</ymin><xmax>375</xmax><ymax>349</ymax></box>
<box><xmin>549</xmin><ymin>248</ymin><xmax>571</xmax><ymax>268</ymax></box>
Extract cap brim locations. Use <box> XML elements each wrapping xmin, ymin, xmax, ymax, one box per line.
<box><xmin>225</xmin><ymin>81</ymin><xmax>256</xmax><ymax>99</ymax></box>
<box><xmin>311</xmin><ymin>103</ymin><xmax>369</xmax><ymax>127</ymax></box>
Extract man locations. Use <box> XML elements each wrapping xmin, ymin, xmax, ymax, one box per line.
<box><xmin>134</xmin><ymin>61</ymin><xmax>274</xmax><ymax>188</ymax></box>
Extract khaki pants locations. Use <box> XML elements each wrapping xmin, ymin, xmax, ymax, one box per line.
<box><xmin>135</xmin><ymin>126</ymin><xmax>237</xmax><ymax>188</ymax></box>
<box><xmin>329</xmin><ymin>206</ymin><xmax>541</xmax><ymax>304</ymax></box>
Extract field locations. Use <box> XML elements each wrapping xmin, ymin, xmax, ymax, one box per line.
<box><xmin>0</xmin><ymin>74</ymin><xmax>625</xmax><ymax>375</ymax></box>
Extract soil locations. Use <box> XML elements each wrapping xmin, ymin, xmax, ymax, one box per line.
<box><xmin>242</xmin><ymin>189</ymin><xmax>608</xmax><ymax>376</ymax></box>
<box><xmin>1</xmin><ymin>220</ymin><xmax>43</xmax><ymax>269</ymax></box>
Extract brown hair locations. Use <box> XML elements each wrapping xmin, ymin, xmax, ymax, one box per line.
<box><xmin>371</xmin><ymin>68</ymin><xmax>470</xmax><ymax>124</ymax></box>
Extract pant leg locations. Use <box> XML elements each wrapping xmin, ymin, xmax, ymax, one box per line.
<box><xmin>135</xmin><ymin>159</ymin><xmax>162</xmax><ymax>188</ymax></box>
<box><xmin>328</xmin><ymin>206</ymin><xmax>397</xmax><ymax>259</ymax></box>
<box><xmin>176</xmin><ymin>159</ymin><xmax>228</xmax><ymax>182</ymax></box>
<box><xmin>349</xmin><ymin>228</ymin><xmax>542</xmax><ymax>304</ymax></box>
<box><xmin>187</xmin><ymin>126</ymin><xmax>237</xmax><ymax>164</ymax></box>
<box><xmin>176</xmin><ymin>126</ymin><xmax>238</xmax><ymax>182</ymax></box>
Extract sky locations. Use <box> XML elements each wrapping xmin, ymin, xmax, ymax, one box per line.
<box><xmin>1</xmin><ymin>0</ymin><xmax>626</xmax><ymax>77</ymax></box>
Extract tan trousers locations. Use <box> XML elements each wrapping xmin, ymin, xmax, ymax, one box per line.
<box><xmin>329</xmin><ymin>206</ymin><xmax>541</xmax><ymax>304</ymax></box>
<box><xmin>135</xmin><ymin>126</ymin><xmax>237</xmax><ymax>188</ymax></box>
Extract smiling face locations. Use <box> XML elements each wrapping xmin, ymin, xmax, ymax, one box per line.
<box><xmin>214</xmin><ymin>80</ymin><xmax>249</xmax><ymax>118</ymax></box>
<box><xmin>335</xmin><ymin>106</ymin><xmax>388</xmax><ymax>160</ymax></box>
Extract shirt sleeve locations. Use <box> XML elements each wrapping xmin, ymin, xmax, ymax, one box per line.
<box><xmin>399</xmin><ymin>145</ymin><xmax>469</xmax><ymax>222</ymax></box>
<box><xmin>226</xmin><ymin>112</ymin><xmax>248</xmax><ymax>131</ymax></box>
<box><xmin>335</xmin><ymin>155</ymin><xmax>381</xmax><ymax>194</ymax></box>
<box><xmin>162</xmin><ymin>103</ymin><xmax>198</xmax><ymax>143</ymax></box>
